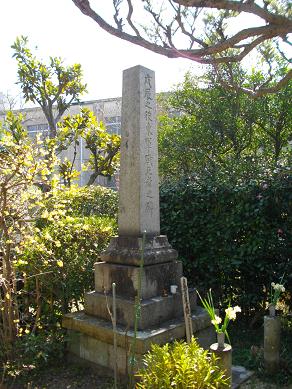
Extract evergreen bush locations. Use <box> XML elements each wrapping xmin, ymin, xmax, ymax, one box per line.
<box><xmin>160</xmin><ymin>173</ymin><xmax>292</xmax><ymax>313</ymax></box>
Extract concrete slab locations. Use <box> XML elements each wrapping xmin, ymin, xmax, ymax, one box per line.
<box><xmin>232</xmin><ymin>365</ymin><xmax>254</xmax><ymax>388</ymax></box>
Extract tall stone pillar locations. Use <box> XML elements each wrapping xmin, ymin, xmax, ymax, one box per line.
<box><xmin>119</xmin><ymin>66</ymin><xmax>160</xmax><ymax>237</ymax></box>
<box><xmin>63</xmin><ymin>66</ymin><xmax>214</xmax><ymax>377</ymax></box>
<box><xmin>90</xmin><ymin>66</ymin><xmax>183</xmax><ymax>328</ymax></box>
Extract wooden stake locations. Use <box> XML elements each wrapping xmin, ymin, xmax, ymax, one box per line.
<box><xmin>180</xmin><ymin>277</ymin><xmax>193</xmax><ymax>343</ymax></box>
<box><xmin>112</xmin><ymin>282</ymin><xmax>117</xmax><ymax>389</ymax></box>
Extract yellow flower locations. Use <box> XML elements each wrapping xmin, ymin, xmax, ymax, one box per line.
<box><xmin>57</xmin><ymin>260</ymin><xmax>64</xmax><ymax>268</ymax></box>
<box><xmin>41</xmin><ymin>210</ymin><xmax>49</xmax><ymax>219</ymax></box>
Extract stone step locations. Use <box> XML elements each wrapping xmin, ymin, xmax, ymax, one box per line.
<box><xmin>94</xmin><ymin>260</ymin><xmax>183</xmax><ymax>300</ymax></box>
<box><xmin>84</xmin><ymin>290</ymin><xmax>197</xmax><ymax>330</ymax></box>
<box><xmin>62</xmin><ymin>306</ymin><xmax>214</xmax><ymax>355</ymax></box>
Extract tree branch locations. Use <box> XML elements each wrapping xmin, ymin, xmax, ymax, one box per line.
<box><xmin>71</xmin><ymin>0</ymin><xmax>292</xmax><ymax>94</ymax></box>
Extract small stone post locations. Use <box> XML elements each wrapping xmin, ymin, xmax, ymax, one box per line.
<box><xmin>210</xmin><ymin>338</ymin><xmax>232</xmax><ymax>387</ymax></box>
<box><xmin>264</xmin><ymin>315</ymin><xmax>281</xmax><ymax>373</ymax></box>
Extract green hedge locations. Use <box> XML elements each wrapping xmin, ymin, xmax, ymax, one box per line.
<box><xmin>160</xmin><ymin>175</ymin><xmax>292</xmax><ymax>313</ymax></box>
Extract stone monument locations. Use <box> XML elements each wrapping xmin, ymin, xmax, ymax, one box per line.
<box><xmin>63</xmin><ymin>65</ymin><xmax>214</xmax><ymax>377</ymax></box>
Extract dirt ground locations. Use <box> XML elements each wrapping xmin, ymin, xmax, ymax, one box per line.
<box><xmin>240</xmin><ymin>376</ymin><xmax>292</xmax><ymax>389</ymax></box>
<box><xmin>3</xmin><ymin>364</ymin><xmax>292</xmax><ymax>389</ymax></box>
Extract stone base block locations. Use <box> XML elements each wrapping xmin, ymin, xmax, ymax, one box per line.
<box><xmin>101</xmin><ymin>235</ymin><xmax>177</xmax><ymax>266</ymax></box>
<box><xmin>84</xmin><ymin>290</ymin><xmax>197</xmax><ymax>330</ymax></box>
<box><xmin>95</xmin><ymin>260</ymin><xmax>183</xmax><ymax>299</ymax></box>
<box><xmin>63</xmin><ymin>307</ymin><xmax>215</xmax><ymax>377</ymax></box>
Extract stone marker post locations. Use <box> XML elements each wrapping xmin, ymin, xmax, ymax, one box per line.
<box><xmin>119</xmin><ymin>66</ymin><xmax>160</xmax><ymax>236</ymax></box>
<box><xmin>63</xmin><ymin>65</ymin><xmax>214</xmax><ymax>378</ymax></box>
<box><xmin>264</xmin><ymin>315</ymin><xmax>281</xmax><ymax>373</ymax></box>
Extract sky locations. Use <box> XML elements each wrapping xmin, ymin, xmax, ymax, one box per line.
<box><xmin>0</xmin><ymin>0</ymin><xmax>200</xmax><ymax>105</ymax></box>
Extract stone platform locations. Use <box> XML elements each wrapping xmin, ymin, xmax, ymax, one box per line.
<box><xmin>63</xmin><ymin>306</ymin><xmax>215</xmax><ymax>376</ymax></box>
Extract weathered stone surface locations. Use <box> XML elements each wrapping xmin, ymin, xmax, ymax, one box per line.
<box><xmin>84</xmin><ymin>290</ymin><xmax>197</xmax><ymax>330</ymax></box>
<box><xmin>119</xmin><ymin>65</ymin><xmax>160</xmax><ymax>237</ymax></box>
<box><xmin>67</xmin><ymin>331</ymin><xmax>132</xmax><ymax>377</ymax></box>
<box><xmin>63</xmin><ymin>306</ymin><xmax>215</xmax><ymax>356</ymax></box>
<box><xmin>264</xmin><ymin>315</ymin><xmax>281</xmax><ymax>373</ymax></box>
<box><xmin>101</xmin><ymin>235</ymin><xmax>177</xmax><ymax>266</ymax></box>
<box><xmin>210</xmin><ymin>342</ymin><xmax>232</xmax><ymax>386</ymax></box>
<box><xmin>94</xmin><ymin>260</ymin><xmax>183</xmax><ymax>299</ymax></box>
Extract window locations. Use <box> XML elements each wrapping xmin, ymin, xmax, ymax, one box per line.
<box><xmin>104</xmin><ymin>116</ymin><xmax>121</xmax><ymax>135</ymax></box>
<box><xmin>27</xmin><ymin>123</ymin><xmax>49</xmax><ymax>138</ymax></box>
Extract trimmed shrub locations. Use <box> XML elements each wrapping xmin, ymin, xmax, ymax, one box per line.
<box><xmin>18</xmin><ymin>215</ymin><xmax>116</xmax><ymax>323</ymax></box>
<box><xmin>136</xmin><ymin>338</ymin><xmax>229</xmax><ymax>388</ymax></box>
<box><xmin>45</xmin><ymin>184</ymin><xmax>118</xmax><ymax>218</ymax></box>
<box><xmin>160</xmin><ymin>174</ymin><xmax>292</xmax><ymax>313</ymax></box>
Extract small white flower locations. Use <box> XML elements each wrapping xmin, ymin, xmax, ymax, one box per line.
<box><xmin>272</xmin><ymin>283</ymin><xmax>285</xmax><ymax>292</ymax></box>
<box><xmin>211</xmin><ymin>315</ymin><xmax>222</xmax><ymax>325</ymax></box>
<box><xmin>225</xmin><ymin>307</ymin><xmax>239</xmax><ymax>320</ymax></box>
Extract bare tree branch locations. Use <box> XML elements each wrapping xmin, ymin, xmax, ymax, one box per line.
<box><xmin>71</xmin><ymin>0</ymin><xmax>292</xmax><ymax>95</ymax></box>
<box><xmin>174</xmin><ymin>0</ymin><xmax>290</xmax><ymax>25</ymax></box>
<box><xmin>126</xmin><ymin>0</ymin><xmax>141</xmax><ymax>36</ymax></box>
<box><xmin>217</xmin><ymin>68</ymin><xmax>292</xmax><ymax>97</ymax></box>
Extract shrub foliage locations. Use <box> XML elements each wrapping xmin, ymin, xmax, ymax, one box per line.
<box><xmin>46</xmin><ymin>184</ymin><xmax>118</xmax><ymax>218</ymax></box>
<box><xmin>136</xmin><ymin>338</ymin><xmax>228</xmax><ymax>388</ymax></box>
<box><xmin>160</xmin><ymin>174</ymin><xmax>292</xmax><ymax>313</ymax></box>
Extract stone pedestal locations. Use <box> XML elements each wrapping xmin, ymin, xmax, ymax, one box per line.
<box><xmin>63</xmin><ymin>307</ymin><xmax>215</xmax><ymax>377</ymax></box>
<box><xmin>264</xmin><ymin>315</ymin><xmax>281</xmax><ymax>373</ymax></box>
<box><xmin>210</xmin><ymin>342</ymin><xmax>232</xmax><ymax>387</ymax></box>
<box><xmin>63</xmin><ymin>237</ymin><xmax>214</xmax><ymax>377</ymax></box>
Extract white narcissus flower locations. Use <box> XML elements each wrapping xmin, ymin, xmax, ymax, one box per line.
<box><xmin>225</xmin><ymin>306</ymin><xmax>241</xmax><ymax>321</ymax></box>
<box><xmin>211</xmin><ymin>315</ymin><xmax>222</xmax><ymax>325</ymax></box>
<box><xmin>272</xmin><ymin>283</ymin><xmax>285</xmax><ymax>293</ymax></box>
